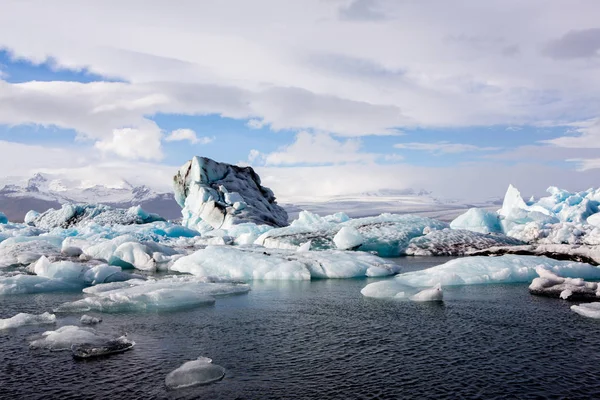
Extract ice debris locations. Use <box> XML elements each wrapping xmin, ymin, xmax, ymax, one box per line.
<box><xmin>170</xmin><ymin>245</ymin><xmax>401</xmax><ymax>280</ymax></box>
<box><xmin>529</xmin><ymin>266</ymin><xmax>600</xmax><ymax>300</ymax></box>
<box><xmin>71</xmin><ymin>335</ymin><xmax>135</xmax><ymax>358</ymax></box>
<box><xmin>165</xmin><ymin>357</ymin><xmax>225</xmax><ymax>389</ymax></box>
<box><xmin>80</xmin><ymin>315</ymin><xmax>102</xmax><ymax>325</ymax></box>
<box><xmin>0</xmin><ymin>312</ymin><xmax>56</xmax><ymax>330</ymax></box>
<box><xmin>174</xmin><ymin>156</ymin><xmax>288</xmax><ymax>232</ymax></box>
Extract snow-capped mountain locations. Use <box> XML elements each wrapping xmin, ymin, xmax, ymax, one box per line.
<box><xmin>0</xmin><ymin>173</ymin><xmax>181</xmax><ymax>222</ymax></box>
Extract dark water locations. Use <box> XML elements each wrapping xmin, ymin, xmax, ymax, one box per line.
<box><xmin>2</xmin><ymin>256</ymin><xmax>600</xmax><ymax>399</ymax></box>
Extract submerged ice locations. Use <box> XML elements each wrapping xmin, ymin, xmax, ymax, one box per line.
<box><xmin>0</xmin><ymin>312</ymin><xmax>56</xmax><ymax>330</ymax></box>
<box><xmin>165</xmin><ymin>356</ymin><xmax>225</xmax><ymax>389</ymax></box>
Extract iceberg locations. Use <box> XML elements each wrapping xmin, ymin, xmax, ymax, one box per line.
<box><xmin>0</xmin><ymin>212</ymin><xmax>7</xmax><ymax>224</ymax></box>
<box><xmin>54</xmin><ymin>276</ymin><xmax>250</xmax><ymax>313</ymax></box>
<box><xmin>170</xmin><ymin>245</ymin><xmax>401</xmax><ymax>281</ymax></box>
<box><xmin>256</xmin><ymin>212</ymin><xmax>448</xmax><ymax>257</ymax></box>
<box><xmin>173</xmin><ymin>156</ymin><xmax>288</xmax><ymax>232</ymax></box>
<box><xmin>449</xmin><ymin>208</ymin><xmax>502</xmax><ymax>234</ymax></box>
<box><xmin>529</xmin><ymin>266</ymin><xmax>600</xmax><ymax>300</ymax></box>
<box><xmin>165</xmin><ymin>357</ymin><xmax>225</xmax><ymax>389</ymax></box>
<box><xmin>366</xmin><ymin>255</ymin><xmax>600</xmax><ymax>289</ymax></box>
<box><xmin>0</xmin><ymin>312</ymin><xmax>56</xmax><ymax>330</ymax></box>
<box><xmin>28</xmin><ymin>203</ymin><xmax>164</xmax><ymax>229</ymax></box>
<box><xmin>406</xmin><ymin>229</ymin><xmax>524</xmax><ymax>256</ymax></box>
<box><xmin>0</xmin><ymin>239</ymin><xmax>62</xmax><ymax>267</ymax></box>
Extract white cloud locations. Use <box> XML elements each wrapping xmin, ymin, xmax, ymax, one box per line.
<box><xmin>567</xmin><ymin>158</ymin><xmax>600</xmax><ymax>171</ymax></box>
<box><xmin>394</xmin><ymin>141</ymin><xmax>500</xmax><ymax>154</ymax></box>
<box><xmin>95</xmin><ymin>127</ymin><xmax>163</xmax><ymax>160</ymax></box>
<box><xmin>164</xmin><ymin>128</ymin><xmax>214</xmax><ymax>145</ymax></box>
<box><xmin>247</xmin><ymin>149</ymin><xmax>264</xmax><ymax>164</ymax></box>
<box><xmin>246</xmin><ymin>119</ymin><xmax>266</xmax><ymax>129</ymax></box>
<box><xmin>263</xmin><ymin>132</ymin><xmax>378</xmax><ymax>166</ymax></box>
<box><xmin>1</xmin><ymin>0</ymin><xmax>600</xmax><ymax>134</ymax></box>
<box><xmin>543</xmin><ymin>118</ymin><xmax>600</xmax><ymax>148</ymax></box>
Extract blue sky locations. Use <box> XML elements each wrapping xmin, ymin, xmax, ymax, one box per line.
<box><xmin>1</xmin><ymin>1</ymin><xmax>599</xmax><ymax>200</ymax></box>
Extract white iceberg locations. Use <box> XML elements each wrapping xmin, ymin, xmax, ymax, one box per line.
<box><xmin>450</xmin><ymin>208</ymin><xmax>502</xmax><ymax>234</ymax></box>
<box><xmin>80</xmin><ymin>315</ymin><xmax>102</xmax><ymax>325</ymax></box>
<box><xmin>165</xmin><ymin>356</ymin><xmax>225</xmax><ymax>389</ymax></box>
<box><xmin>170</xmin><ymin>245</ymin><xmax>400</xmax><ymax>281</ymax></box>
<box><xmin>0</xmin><ymin>312</ymin><xmax>56</xmax><ymax>330</ymax></box>
<box><xmin>365</xmin><ymin>255</ymin><xmax>600</xmax><ymax>291</ymax></box>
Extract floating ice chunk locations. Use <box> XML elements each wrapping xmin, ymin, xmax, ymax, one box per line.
<box><xmin>165</xmin><ymin>357</ymin><xmax>225</xmax><ymax>389</ymax></box>
<box><xmin>112</xmin><ymin>242</ymin><xmax>156</xmax><ymax>271</ymax></box>
<box><xmin>0</xmin><ymin>274</ymin><xmax>81</xmax><ymax>295</ymax></box>
<box><xmin>406</xmin><ymin>229</ymin><xmax>524</xmax><ymax>256</ymax></box>
<box><xmin>0</xmin><ymin>212</ymin><xmax>7</xmax><ymax>224</ymax></box>
<box><xmin>571</xmin><ymin>303</ymin><xmax>600</xmax><ymax>319</ymax></box>
<box><xmin>174</xmin><ymin>156</ymin><xmax>288</xmax><ymax>231</ymax></box>
<box><xmin>450</xmin><ymin>208</ymin><xmax>502</xmax><ymax>234</ymax></box>
<box><xmin>383</xmin><ymin>255</ymin><xmax>600</xmax><ymax>288</ymax></box>
<box><xmin>24</xmin><ymin>210</ymin><xmax>40</xmax><ymax>225</ymax></box>
<box><xmin>0</xmin><ymin>312</ymin><xmax>56</xmax><ymax>330</ymax></box>
<box><xmin>588</xmin><ymin>213</ymin><xmax>600</xmax><ymax>228</ymax></box>
<box><xmin>31</xmin><ymin>256</ymin><xmax>139</xmax><ymax>286</ymax></box>
<box><xmin>297</xmin><ymin>240</ymin><xmax>311</xmax><ymax>252</ymax></box>
<box><xmin>55</xmin><ymin>276</ymin><xmax>250</xmax><ymax>313</ymax></box>
<box><xmin>29</xmin><ymin>325</ymin><xmax>104</xmax><ymax>351</ymax></box>
<box><xmin>71</xmin><ymin>335</ymin><xmax>135</xmax><ymax>358</ymax></box>
<box><xmin>80</xmin><ymin>315</ymin><xmax>102</xmax><ymax>325</ymax></box>
<box><xmin>0</xmin><ymin>239</ymin><xmax>61</xmax><ymax>267</ymax></box>
<box><xmin>333</xmin><ymin>227</ymin><xmax>364</xmax><ymax>250</ymax></box>
<box><xmin>171</xmin><ymin>245</ymin><xmax>400</xmax><ymax>280</ymax></box>
<box><xmin>410</xmin><ymin>284</ymin><xmax>443</xmax><ymax>302</ymax></box>
<box><xmin>360</xmin><ymin>280</ymin><xmax>415</xmax><ymax>299</ymax></box>
<box><xmin>529</xmin><ymin>266</ymin><xmax>600</xmax><ymax>300</ymax></box>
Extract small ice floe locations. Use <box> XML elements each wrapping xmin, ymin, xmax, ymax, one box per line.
<box><xmin>165</xmin><ymin>357</ymin><xmax>225</xmax><ymax>390</ymax></box>
<box><xmin>529</xmin><ymin>266</ymin><xmax>600</xmax><ymax>300</ymax></box>
<box><xmin>71</xmin><ymin>335</ymin><xmax>135</xmax><ymax>359</ymax></box>
<box><xmin>571</xmin><ymin>303</ymin><xmax>600</xmax><ymax>319</ymax></box>
<box><xmin>80</xmin><ymin>315</ymin><xmax>102</xmax><ymax>325</ymax></box>
<box><xmin>0</xmin><ymin>312</ymin><xmax>56</xmax><ymax>330</ymax></box>
<box><xmin>29</xmin><ymin>325</ymin><xmax>105</xmax><ymax>351</ymax></box>
<box><xmin>410</xmin><ymin>284</ymin><xmax>443</xmax><ymax>302</ymax></box>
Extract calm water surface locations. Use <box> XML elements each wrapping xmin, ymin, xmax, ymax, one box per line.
<box><xmin>2</xmin><ymin>256</ymin><xmax>600</xmax><ymax>399</ymax></box>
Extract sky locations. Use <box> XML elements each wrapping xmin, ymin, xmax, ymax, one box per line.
<box><xmin>1</xmin><ymin>0</ymin><xmax>600</xmax><ymax>201</ymax></box>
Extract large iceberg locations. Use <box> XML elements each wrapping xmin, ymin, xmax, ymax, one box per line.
<box><xmin>256</xmin><ymin>211</ymin><xmax>449</xmax><ymax>257</ymax></box>
<box><xmin>174</xmin><ymin>156</ymin><xmax>288</xmax><ymax>232</ymax></box>
<box><xmin>452</xmin><ymin>185</ymin><xmax>600</xmax><ymax>246</ymax></box>
<box><xmin>362</xmin><ymin>255</ymin><xmax>600</xmax><ymax>295</ymax></box>
<box><xmin>54</xmin><ymin>276</ymin><xmax>250</xmax><ymax>313</ymax></box>
<box><xmin>170</xmin><ymin>245</ymin><xmax>401</xmax><ymax>280</ymax></box>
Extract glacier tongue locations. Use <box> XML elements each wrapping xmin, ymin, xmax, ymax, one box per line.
<box><xmin>173</xmin><ymin>156</ymin><xmax>288</xmax><ymax>232</ymax></box>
